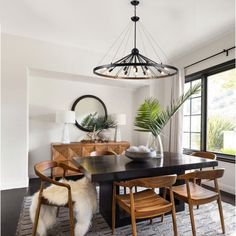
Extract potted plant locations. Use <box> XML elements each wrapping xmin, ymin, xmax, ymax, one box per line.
<box><xmin>81</xmin><ymin>114</ymin><xmax>116</xmax><ymax>141</ymax></box>
<box><xmin>134</xmin><ymin>83</ymin><xmax>201</xmax><ymax>156</ymax></box>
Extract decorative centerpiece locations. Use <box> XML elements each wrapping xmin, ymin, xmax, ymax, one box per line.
<box><xmin>81</xmin><ymin>114</ymin><xmax>116</xmax><ymax>142</ymax></box>
<box><xmin>134</xmin><ymin>83</ymin><xmax>201</xmax><ymax>157</ymax></box>
<box><xmin>125</xmin><ymin>145</ymin><xmax>157</xmax><ymax>162</ymax></box>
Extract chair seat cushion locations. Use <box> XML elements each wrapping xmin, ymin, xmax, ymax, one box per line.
<box><xmin>117</xmin><ymin>189</ymin><xmax>172</xmax><ymax>218</ymax></box>
<box><xmin>172</xmin><ymin>183</ymin><xmax>218</xmax><ymax>202</ymax></box>
<box><xmin>41</xmin><ymin>177</ymin><xmax>95</xmax><ymax>206</ymax></box>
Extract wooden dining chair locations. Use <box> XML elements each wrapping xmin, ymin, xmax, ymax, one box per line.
<box><xmin>172</xmin><ymin>169</ymin><xmax>225</xmax><ymax>236</ymax></box>
<box><xmin>90</xmin><ymin>150</ymin><xmax>118</xmax><ymax>156</ymax></box>
<box><xmin>112</xmin><ymin>175</ymin><xmax>178</xmax><ymax>236</ymax></box>
<box><xmin>191</xmin><ymin>151</ymin><xmax>216</xmax><ymax>171</ymax></box>
<box><xmin>191</xmin><ymin>151</ymin><xmax>217</xmax><ymax>209</ymax></box>
<box><xmin>32</xmin><ymin>161</ymin><xmax>83</xmax><ymax>236</ymax></box>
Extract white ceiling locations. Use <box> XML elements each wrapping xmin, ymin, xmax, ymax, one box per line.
<box><xmin>0</xmin><ymin>0</ymin><xmax>235</xmax><ymax>61</ymax></box>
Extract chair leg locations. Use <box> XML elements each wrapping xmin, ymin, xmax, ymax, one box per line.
<box><xmin>189</xmin><ymin>203</ymin><xmax>196</xmax><ymax>236</ymax></box>
<box><xmin>56</xmin><ymin>206</ymin><xmax>60</xmax><ymax>217</ymax></box>
<box><xmin>196</xmin><ymin>179</ymin><xmax>201</xmax><ymax>209</ymax></box>
<box><xmin>130</xmin><ymin>211</ymin><xmax>137</xmax><ymax>236</ymax></box>
<box><xmin>161</xmin><ymin>187</ymin><xmax>167</xmax><ymax>222</ymax></box>
<box><xmin>171</xmin><ymin>210</ymin><xmax>178</xmax><ymax>236</ymax></box>
<box><xmin>32</xmin><ymin>197</ymin><xmax>42</xmax><ymax>236</ymax></box>
<box><xmin>161</xmin><ymin>214</ymin><xmax>164</xmax><ymax>222</ymax></box>
<box><xmin>68</xmin><ymin>200</ymin><xmax>75</xmax><ymax>236</ymax></box>
<box><xmin>169</xmin><ymin>188</ymin><xmax>178</xmax><ymax>236</ymax></box>
<box><xmin>217</xmin><ymin>198</ymin><xmax>225</xmax><ymax>234</ymax></box>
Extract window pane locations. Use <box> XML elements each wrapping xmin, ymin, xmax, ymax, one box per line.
<box><xmin>207</xmin><ymin>68</ymin><xmax>236</xmax><ymax>155</ymax></box>
<box><xmin>183</xmin><ymin>133</ymin><xmax>190</xmax><ymax>149</ymax></box>
<box><xmin>191</xmin><ymin>115</ymin><xmax>201</xmax><ymax>132</ymax></box>
<box><xmin>191</xmin><ymin>79</ymin><xmax>201</xmax><ymax>98</ymax></box>
<box><xmin>184</xmin><ymin>82</ymin><xmax>190</xmax><ymax>93</ymax></box>
<box><xmin>183</xmin><ymin>116</ymin><xmax>190</xmax><ymax>132</ymax></box>
<box><xmin>184</xmin><ymin>99</ymin><xmax>190</xmax><ymax>115</ymax></box>
<box><xmin>191</xmin><ymin>133</ymin><xmax>200</xmax><ymax>150</ymax></box>
<box><xmin>191</xmin><ymin>97</ymin><xmax>201</xmax><ymax>115</ymax></box>
<box><xmin>183</xmin><ymin>79</ymin><xmax>202</xmax><ymax>151</ymax></box>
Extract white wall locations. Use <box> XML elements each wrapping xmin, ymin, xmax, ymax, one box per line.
<box><xmin>29</xmin><ymin>74</ymin><xmax>135</xmax><ymax>178</ymax></box>
<box><xmin>1</xmin><ymin>33</ymin><xmax>144</xmax><ymax>190</ymax></box>
<box><xmin>174</xmin><ymin>31</ymin><xmax>235</xmax><ymax>74</ymax></box>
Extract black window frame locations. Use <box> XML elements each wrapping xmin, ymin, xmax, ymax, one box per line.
<box><xmin>184</xmin><ymin>59</ymin><xmax>235</xmax><ymax>164</ymax></box>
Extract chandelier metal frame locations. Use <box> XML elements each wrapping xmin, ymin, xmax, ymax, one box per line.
<box><xmin>93</xmin><ymin>0</ymin><xmax>178</xmax><ymax>80</ymax></box>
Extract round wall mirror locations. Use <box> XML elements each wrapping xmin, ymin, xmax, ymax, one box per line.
<box><xmin>71</xmin><ymin>95</ymin><xmax>107</xmax><ymax>132</ymax></box>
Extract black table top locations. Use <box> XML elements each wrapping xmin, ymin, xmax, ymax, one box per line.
<box><xmin>72</xmin><ymin>152</ymin><xmax>218</xmax><ymax>182</ymax></box>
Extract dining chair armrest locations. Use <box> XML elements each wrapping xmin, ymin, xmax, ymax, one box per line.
<box><xmin>114</xmin><ymin>175</ymin><xmax>177</xmax><ymax>189</ymax></box>
<box><xmin>135</xmin><ymin>175</ymin><xmax>177</xmax><ymax>189</ymax></box>
<box><xmin>177</xmin><ymin>172</ymin><xmax>197</xmax><ymax>180</ymax></box>
<box><xmin>177</xmin><ymin>168</ymin><xmax>224</xmax><ymax>181</ymax></box>
<box><xmin>42</xmin><ymin>176</ymin><xmax>71</xmax><ymax>190</ymax></box>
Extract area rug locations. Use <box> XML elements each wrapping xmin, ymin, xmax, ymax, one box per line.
<box><xmin>16</xmin><ymin>196</ymin><xmax>236</xmax><ymax>236</ymax></box>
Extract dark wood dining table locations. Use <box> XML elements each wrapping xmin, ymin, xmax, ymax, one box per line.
<box><xmin>72</xmin><ymin>152</ymin><xmax>218</xmax><ymax>228</ymax></box>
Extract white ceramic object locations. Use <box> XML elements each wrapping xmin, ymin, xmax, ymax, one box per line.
<box><xmin>125</xmin><ymin>149</ymin><xmax>157</xmax><ymax>162</ymax></box>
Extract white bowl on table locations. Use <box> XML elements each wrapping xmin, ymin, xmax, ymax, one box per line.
<box><xmin>125</xmin><ymin>146</ymin><xmax>157</xmax><ymax>162</ymax></box>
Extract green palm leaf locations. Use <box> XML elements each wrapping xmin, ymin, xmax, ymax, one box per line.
<box><xmin>134</xmin><ymin>83</ymin><xmax>201</xmax><ymax>137</ymax></box>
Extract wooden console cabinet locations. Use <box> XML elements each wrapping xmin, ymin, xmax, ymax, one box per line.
<box><xmin>51</xmin><ymin>141</ymin><xmax>130</xmax><ymax>178</ymax></box>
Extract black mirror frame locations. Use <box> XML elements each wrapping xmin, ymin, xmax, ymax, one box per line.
<box><xmin>71</xmin><ymin>95</ymin><xmax>108</xmax><ymax>132</ymax></box>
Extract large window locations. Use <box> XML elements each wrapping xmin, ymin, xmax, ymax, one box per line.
<box><xmin>183</xmin><ymin>79</ymin><xmax>202</xmax><ymax>150</ymax></box>
<box><xmin>183</xmin><ymin>60</ymin><xmax>236</xmax><ymax>162</ymax></box>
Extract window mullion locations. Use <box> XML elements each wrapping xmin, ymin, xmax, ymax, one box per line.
<box><xmin>201</xmin><ymin>75</ymin><xmax>207</xmax><ymax>151</ymax></box>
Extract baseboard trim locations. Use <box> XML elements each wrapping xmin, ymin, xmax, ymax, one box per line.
<box><xmin>202</xmin><ymin>184</ymin><xmax>235</xmax><ymax>198</ymax></box>
<box><xmin>204</xmin><ymin>181</ymin><xmax>235</xmax><ymax>195</ymax></box>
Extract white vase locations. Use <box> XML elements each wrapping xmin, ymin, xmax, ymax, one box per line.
<box><xmin>147</xmin><ymin>133</ymin><xmax>164</xmax><ymax>157</ymax></box>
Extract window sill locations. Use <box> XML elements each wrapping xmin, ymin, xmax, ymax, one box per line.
<box><xmin>216</xmin><ymin>154</ymin><xmax>235</xmax><ymax>164</ymax></box>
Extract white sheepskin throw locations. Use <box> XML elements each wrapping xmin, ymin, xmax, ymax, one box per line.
<box><xmin>30</xmin><ymin>177</ymin><xmax>97</xmax><ymax>236</ymax></box>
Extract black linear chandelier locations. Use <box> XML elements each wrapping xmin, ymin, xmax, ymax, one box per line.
<box><xmin>93</xmin><ymin>0</ymin><xmax>178</xmax><ymax>80</ymax></box>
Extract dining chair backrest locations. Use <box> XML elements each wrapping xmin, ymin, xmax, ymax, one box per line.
<box><xmin>191</xmin><ymin>151</ymin><xmax>216</xmax><ymax>160</ymax></box>
<box><xmin>34</xmin><ymin>160</ymin><xmax>58</xmax><ymax>178</ymax></box>
<box><xmin>116</xmin><ymin>175</ymin><xmax>177</xmax><ymax>190</ymax></box>
<box><xmin>90</xmin><ymin>150</ymin><xmax>117</xmax><ymax>156</ymax></box>
<box><xmin>34</xmin><ymin>160</ymin><xmax>83</xmax><ymax>184</ymax></box>
<box><xmin>178</xmin><ymin>169</ymin><xmax>224</xmax><ymax>181</ymax></box>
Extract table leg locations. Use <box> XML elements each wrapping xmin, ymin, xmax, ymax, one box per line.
<box><xmin>99</xmin><ymin>182</ymin><xmax>113</xmax><ymax>227</ymax></box>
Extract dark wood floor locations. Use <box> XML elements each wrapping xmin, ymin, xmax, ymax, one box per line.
<box><xmin>1</xmin><ymin>179</ymin><xmax>235</xmax><ymax>236</ymax></box>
